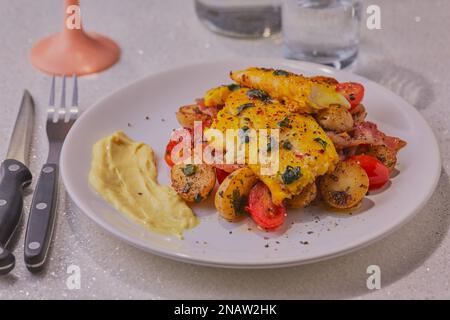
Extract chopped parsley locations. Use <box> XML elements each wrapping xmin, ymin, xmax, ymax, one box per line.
<box><xmin>281</xmin><ymin>166</ymin><xmax>302</xmax><ymax>185</ymax></box>
<box><xmin>273</xmin><ymin>69</ymin><xmax>290</xmax><ymax>76</ymax></box>
<box><xmin>314</xmin><ymin>137</ymin><xmax>328</xmax><ymax>149</ymax></box>
<box><xmin>246</xmin><ymin>89</ymin><xmax>271</xmax><ymax>103</ymax></box>
<box><xmin>227</xmin><ymin>84</ymin><xmax>241</xmax><ymax>91</ymax></box>
<box><xmin>278</xmin><ymin>117</ymin><xmax>292</xmax><ymax>128</ymax></box>
<box><xmin>282</xmin><ymin>140</ymin><xmax>293</xmax><ymax>150</ymax></box>
<box><xmin>236</xmin><ymin>103</ymin><xmax>255</xmax><ymax>115</ymax></box>
<box><xmin>182</xmin><ymin>164</ymin><xmax>197</xmax><ymax>176</ymax></box>
<box><xmin>231</xmin><ymin>189</ymin><xmax>246</xmax><ymax>215</ymax></box>
<box><xmin>194</xmin><ymin>193</ymin><xmax>203</xmax><ymax>203</ymax></box>
<box><xmin>239</xmin><ymin>127</ymin><xmax>251</xmax><ymax>143</ymax></box>
<box><xmin>267</xmin><ymin>137</ymin><xmax>276</xmax><ymax>152</ymax></box>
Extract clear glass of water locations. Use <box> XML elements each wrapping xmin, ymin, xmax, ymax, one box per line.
<box><xmin>195</xmin><ymin>0</ymin><xmax>281</xmax><ymax>38</ymax></box>
<box><xmin>282</xmin><ymin>0</ymin><xmax>362</xmax><ymax>69</ymax></box>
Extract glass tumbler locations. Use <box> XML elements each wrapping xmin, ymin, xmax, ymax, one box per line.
<box><xmin>195</xmin><ymin>0</ymin><xmax>281</xmax><ymax>38</ymax></box>
<box><xmin>282</xmin><ymin>0</ymin><xmax>362</xmax><ymax>69</ymax></box>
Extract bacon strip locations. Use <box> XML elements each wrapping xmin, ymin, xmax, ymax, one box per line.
<box><xmin>196</xmin><ymin>99</ymin><xmax>222</xmax><ymax>119</ymax></box>
<box><xmin>327</xmin><ymin>121</ymin><xmax>406</xmax><ymax>152</ymax></box>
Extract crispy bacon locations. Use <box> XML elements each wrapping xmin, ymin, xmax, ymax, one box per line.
<box><xmin>354</xmin><ymin>121</ymin><xmax>406</xmax><ymax>151</ymax></box>
<box><xmin>196</xmin><ymin>98</ymin><xmax>222</xmax><ymax>119</ymax></box>
<box><xmin>327</xmin><ymin>121</ymin><xmax>406</xmax><ymax>152</ymax></box>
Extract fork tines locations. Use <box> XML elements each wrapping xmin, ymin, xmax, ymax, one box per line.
<box><xmin>48</xmin><ymin>75</ymin><xmax>79</xmax><ymax>123</ymax></box>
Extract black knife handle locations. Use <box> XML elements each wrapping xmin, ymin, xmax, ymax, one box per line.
<box><xmin>0</xmin><ymin>247</ymin><xmax>15</xmax><ymax>275</ymax></box>
<box><xmin>0</xmin><ymin>159</ymin><xmax>32</xmax><ymax>245</ymax></box>
<box><xmin>0</xmin><ymin>159</ymin><xmax>31</xmax><ymax>275</ymax></box>
<box><xmin>24</xmin><ymin>163</ymin><xmax>58</xmax><ymax>273</ymax></box>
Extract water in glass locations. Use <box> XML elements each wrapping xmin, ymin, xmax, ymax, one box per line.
<box><xmin>282</xmin><ymin>0</ymin><xmax>361</xmax><ymax>68</ymax></box>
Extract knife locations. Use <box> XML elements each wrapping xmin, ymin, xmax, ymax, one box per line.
<box><xmin>0</xmin><ymin>90</ymin><xmax>34</xmax><ymax>275</ymax></box>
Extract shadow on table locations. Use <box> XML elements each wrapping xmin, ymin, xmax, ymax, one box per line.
<box><xmin>355</xmin><ymin>59</ymin><xmax>435</xmax><ymax>111</ymax></box>
<box><xmin>65</xmin><ymin>169</ymin><xmax>449</xmax><ymax>299</ymax></box>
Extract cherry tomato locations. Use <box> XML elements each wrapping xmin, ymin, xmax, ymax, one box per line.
<box><xmin>164</xmin><ymin>128</ymin><xmax>194</xmax><ymax>167</ymax></box>
<box><xmin>348</xmin><ymin>155</ymin><xmax>390</xmax><ymax>190</ymax></box>
<box><xmin>336</xmin><ymin>82</ymin><xmax>365</xmax><ymax>110</ymax></box>
<box><xmin>247</xmin><ymin>182</ymin><xmax>286</xmax><ymax>230</ymax></box>
<box><xmin>215</xmin><ymin>168</ymin><xmax>230</xmax><ymax>185</ymax></box>
<box><xmin>164</xmin><ymin>140</ymin><xmax>178</xmax><ymax>167</ymax></box>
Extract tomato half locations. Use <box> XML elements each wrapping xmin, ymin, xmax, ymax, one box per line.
<box><xmin>164</xmin><ymin>140</ymin><xmax>178</xmax><ymax>167</ymax></box>
<box><xmin>215</xmin><ymin>168</ymin><xmax>230</xmax><ymax>185</ymax></box>
<box><xmin>164</xmin><ymin>128</ymin><xmax>194</xmax><ymax>167</ymax></box>
<box><xmin>336</xmin><ymin>82</ymin><xmax>365</xmax><ymax>110</ymax></box>
<box><xmin>247</xmin><ymin>182</ymin><xmax>286</xmax><ymax>230</ymax></box>
<box><xmin>348</xmin><ymin>155</ymin><xmax>390</xmax><ymax>190</ymax></box>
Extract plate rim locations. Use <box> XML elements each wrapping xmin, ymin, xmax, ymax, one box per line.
<box><xmin>61</xmin><ymin>58</ymin><xmax>442</xmax><ymax>268</ymax></box>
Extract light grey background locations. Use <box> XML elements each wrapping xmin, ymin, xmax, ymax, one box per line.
<box><xmin>0</xmin><ymin>0</ymin><xmax>449</xmax><ymax>299</ymax></box>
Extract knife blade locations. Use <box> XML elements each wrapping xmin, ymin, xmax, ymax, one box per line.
<box><xmin>0</xmin><ymin>90</ymin><xmax>34</xmax><ymax>275</ymax></box>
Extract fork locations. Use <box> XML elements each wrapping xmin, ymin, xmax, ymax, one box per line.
<box><xmin>24</xmin><ymin>75</ymin><xmax>79</xmax><ymax>273</ymax></box>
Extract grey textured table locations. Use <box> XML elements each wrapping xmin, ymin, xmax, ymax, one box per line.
<box><xmin>0</xmin><ymin>0</ymin><xmax>449</xmax><ymax>299</ymax></box>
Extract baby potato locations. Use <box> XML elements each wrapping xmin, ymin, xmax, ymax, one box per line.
<box><xmin>362</xmin><ymin>145</ymin><xmax>397</xmax><ymax>173</ymax></box>
<box><xmin>171</xmin><ymin>164</ymin><xmax>216</xmax><ymax>203</ymax></box>
<box><xmin>315</xmin><ymin>105</ymin><xmax>354</xmax><ymax>133</ymax></box>
<box><xmin>215</xmin><ymin>167</ymin><xmax>259</xmax><ymax>221</ymax></box>
<box><xmin>319</xmin><ymin>162</ymin><xmax>369</xmax><ymax>209</ymax></box>
<box><xmin>351</xmin><ymin>104</ymin><xmax>367</xmax><ymax>124</ymax></box>
<box><xmin>286</xmin><ymin>183</ymin><xmax>317</xmax><ymax>209</ymax></box>
<box><xmin>175</xmin><ymin>104</ymin><xmax>211</xmax><ymax>129</ymax></box>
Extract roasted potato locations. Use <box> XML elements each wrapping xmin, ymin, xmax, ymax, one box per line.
<box><xmin>175</xmin><ymin>105</ymin><xmax>211</xmax><ymax>129</ymax></box>
<box><xmin>315</xmin><ymin>105</ymin><xmax>354</xmax><ymax>133</ymax></box>
<box><xmin>319</xmin><ymin>162</ymin><xmax>369</xmax><ymax>209</ymax></box>
<box><xmin>215</xmin><ymin>167</ymin><xmax>259</xmax><ymax>221</ymax></box>
<box><xmin>361</xmin><ymin>145</ymin><xmax>397</xmax><ymax>173</ymax></box>
<box><xmin>286</xmin><ymin>183</ymin><xmax>317</xmax><ymax>209</ymax></box>
<box><xmin>204</xmin><ymin>85</ymin><xmax>233</xmax><ymax>107</ymax></box>
<box><xmin>171</xmin><ymin>163</ymin><xmax>216</xmax><ymax>203</ymax></box>
<box><xmin>351</xmin><ymin>104</ymin><xmax>367</xmax><ymax>124</ymax></box>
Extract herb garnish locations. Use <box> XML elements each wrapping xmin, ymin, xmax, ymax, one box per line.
<box><xmin>236</xmin><ymin>103</ymin><xmax>255</xmax><ymax>115</ymax></box>
<box><xmin>282</xmin><ymin>140</ymin><xmax>293</xmax><ymax>150</ymax></box>
<box><xmin>281</xmin><ymin>166</ymin><xmax>302</xmax><ymax>185</ymax></box>
<box><xmin>194</xmin><ymin>193</ymin><xmax>203</xmax><ymax>203</ymax></box>
<box><xmin>231</xmin><ymin>189</ymin><xmax>246</xmax><ymax>215</ymax></box>
<box><xmin>239</xmin><ymin>127</ymin><xmax>251</xmax><ymax>144</ymax></box>
<box><xmin>273</xmin><ymin>69</ymin><xmax>290</xmax><ymax>76</ymax></box>
<box><xmin>246</xmin><ymin>89</ymin><xmax>271</xmax><ymax>103</ymax></box>
<box><xmin>314</xmin><ymin>137</ymin><xmax>328</xmax><ymax>149</ymax></box>
<box><xmin>267</xmin><ymin>137</ymin><xmax>276</xmax><ymax>152</ymax></box>
<box><xmin>227</xmin><ymin>84</ymin><xmax>241</xmax><ymax>91</ymax></box>
<box><xmin>277</xmin><ymin>117</ymin><xmax>292</xmax><ymax>128</ymax></box>
<box><xmin>182</xmin><ymin>164</ymin><xmax>197</xmax><ymax>176</ymax></box>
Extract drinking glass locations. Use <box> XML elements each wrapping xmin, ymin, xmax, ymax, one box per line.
<box><xmin>195</xmin><ymin>0</ymin><xmax>281</xmax><ymax>38</ymax></box>
<box><xmin>282</xmin><ymin>0</ymin><xmax>362</xmax><ymax>69</ymax></box>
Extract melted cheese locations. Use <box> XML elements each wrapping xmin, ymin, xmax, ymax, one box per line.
<box><xmin>211</xmin><ymin>88</ymin><xmax>339</xmax><ymax>205</ymax></box>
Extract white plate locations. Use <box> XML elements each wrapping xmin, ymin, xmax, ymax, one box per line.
<box><xmin>61</xmin><ymin>59</ymin><xmax>441</xmax><ymax>268</ymax></box>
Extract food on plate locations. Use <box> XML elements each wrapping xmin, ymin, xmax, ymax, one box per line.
<box><xmin>247</xmin><ymin>182</ymin><xmax>286</xmax><ymax>229</ymax></box>
<box><xmin>347</xmin><ymin>155</ymin><xmax>390</xmax><ymax>190</ymax></box>
<box><xmin>212</xmin><ymin>87</ymin><xmax>338</xmax><ymax>205</ymax></box>
<box><xmin>85</xmin><ymin>66</ymin><xmax>408</xmax><ymax>238</ymax></box>
<box><xmin>176</xmin><ymin>104</ymin><xmax>211</xmax><ymax>129</ymax></box>
<box><xmin>171</xmin><ymin>163</ymin><xmax>216</xmax><ymax>203</ymax></box>
<box><xmin>89</xmin><ymin>131</ymin><xmax>198</xmax><ymax>237</ymax></box>
<box><xmin>215</xmin><ymin>167</ymin><xmax>259</xmax><ymax>221</ymax></box>
<box><xmin>319</xmin><ymin>161</ymin><xmax>369</xmax><ymax>209</ymax></box>
<box><xmin>315</xmin><ymin>104</ymin><xmax>354</xmax><ymax>133</ymax></box>
<box><xmin>286</xmin><ymin>182</ymin><xmax>317</xmax><ymax>209</ymax></box>
<box><xmin>164</xmin><ymin>66</ymin><xmax>407</xmax><ymax>230</ymax></box>
<box><xmin>359</xmin><ymin>144</ymin><xmax>397</xmax><ymax>173</ymax></box>
<box><xmin>230</xmin><ymin>67</ymin><xmax>350</xmax><ymax>113</ymax></box>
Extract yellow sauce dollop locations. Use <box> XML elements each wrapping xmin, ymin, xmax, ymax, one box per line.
<box><xmin>88</xmin><ymin>131</ymin><xmax>198</xmax><ymax>237</ymax></box>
